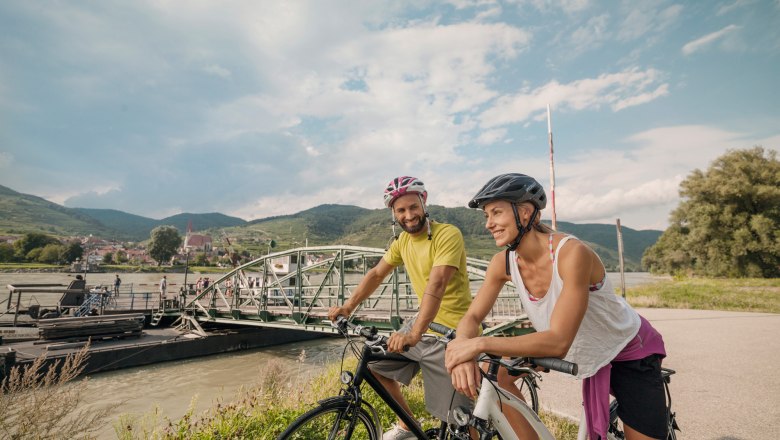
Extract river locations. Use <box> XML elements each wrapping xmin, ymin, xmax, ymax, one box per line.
<box><xmin>1</xmin><ymin>271</ymin><xmax>668</xmax><ymax>439</ymax></box>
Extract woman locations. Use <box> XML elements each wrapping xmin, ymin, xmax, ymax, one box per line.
<box><xmin>445</xmin><ymin>173</ymin><xmax>667</xmax><ymax>440</ymax></box>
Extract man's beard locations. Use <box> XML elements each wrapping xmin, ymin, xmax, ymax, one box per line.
<box><xmin>399</xmin><ymin>215</ymin><xmax>427</xmax><ymax>234</ymax></box>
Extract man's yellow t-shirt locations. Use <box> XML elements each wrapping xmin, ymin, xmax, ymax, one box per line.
<box><xmin>383</xmin><ymin>221</ymin><xmax>472</xmax><ymax>332</ymax></box>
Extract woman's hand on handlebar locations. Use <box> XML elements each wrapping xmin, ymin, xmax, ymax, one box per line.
<box><xmin>388</xmin><ymin>331</ymin><xmax>420</xmax><ymax>353</ymax></box>
<box><xmin>450</xmin><ymin>361</ymin><xmax>482</xmax><ymax>399</ymax></box>
<box><xmin>445</xmin><ymin>337</ymin><xmax>481</xmax><ymax>372</ymax></box>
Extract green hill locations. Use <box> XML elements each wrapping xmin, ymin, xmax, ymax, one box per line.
<box><xmin>72</xmin><ymin>208</ymin><xmax>158</xmax><ymax>240</ymax></box>
<box><xmin>0</xmin><ymin>184</ymin><xmax>661</xmax><ymax>269</ymax></box>
<box><xmin>227</xmin><ymin>204</ymin><xmax>661</xmax><ymax>270</ymax></box>
<box><xmin>0</xmin><ymin>184</ymin><xmax>117</xmax><ymax>237</ymax></box>
<box><xmin>72</xmin><ymin>209</ymin><xmax>247</xmax><ymax>241</ymax></box>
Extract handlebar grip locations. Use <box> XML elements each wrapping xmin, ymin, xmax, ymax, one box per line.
<box><xmin>428</xmin><ymin>322</ymin><xmax>455</xmax><ymax>339</ymax></box>
<box><xmin>530</xmin><ymin>357</ymin><xmax>578</xmax><ymax>376</ymax></box>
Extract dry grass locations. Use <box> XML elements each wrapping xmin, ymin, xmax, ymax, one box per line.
<box><xmin>626</xmin><ymin>277</ymin><xmax>780</xmax><ymax>313</ymax></box>
<box><xmin>0</xmin><ymin>343</ymin><xmax>119</xmax><ymax>439</ymax></box>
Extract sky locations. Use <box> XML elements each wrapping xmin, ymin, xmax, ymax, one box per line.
<box><xmin>1</xmin><ymin>0</ymin><xmax>778</xmax><ymax>231</ymax></box>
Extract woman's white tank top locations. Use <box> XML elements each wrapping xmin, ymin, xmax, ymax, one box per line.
<box><xmin>509</xmin><ymin>236</ymin><xmax>640</xmax><ymax>378</ymax></box>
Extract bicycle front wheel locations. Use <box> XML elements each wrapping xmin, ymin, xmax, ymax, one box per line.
<box><xmin>276</xmin><ymin>400</ymin><xmax>379</xmax><ymax>440</ymax></box>
<box><xmin>517</xmin><ymin>376</ymin><xmax>539</xmax><ymax>413</ymax></box>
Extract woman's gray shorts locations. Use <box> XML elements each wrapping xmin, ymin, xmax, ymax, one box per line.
<box><xmin>368</xmin><ymin>336</ymin><xmax>473</xmax><ymax>422</ymax></box>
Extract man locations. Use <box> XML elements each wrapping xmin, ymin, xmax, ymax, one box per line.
<box><xmin>159</xmin><ymin>275</ymin><xmax>167</xmax><ymax>300</ymax></box>
<box><xmin>114</xmin><ymin>274</ymin><xmax>121</xmax><ymax>296</ymax></box>
<box><xmin>328</xmin><ymin>176</ymin><xmax>474</xmax><ymax>440</ymax></box>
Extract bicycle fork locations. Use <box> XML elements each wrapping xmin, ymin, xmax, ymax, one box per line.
<box><xmin>471</xmin><ymin>376</ymin><xmax>555</xmax><ymax>440</ymax></box>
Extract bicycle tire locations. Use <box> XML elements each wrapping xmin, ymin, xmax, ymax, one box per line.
<box><xmin>276</xmin><ymin>400</ymin><xmax>379</xmax><ymax>440</ymax></box>
<box><xmin>517</xmin><ymin>376</ymin><xmax>539</xmax><ymax>413</ymax></box>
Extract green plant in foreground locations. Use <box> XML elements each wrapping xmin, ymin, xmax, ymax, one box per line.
<box><xmin>0</xmin><ymin>343</ymin><xmax>119</xmax><ymax>440</ymax></box>
<box><xmin>116</xmin><ymin>353</ymin><xmax>580</xmax><ymax>440</ymax></box>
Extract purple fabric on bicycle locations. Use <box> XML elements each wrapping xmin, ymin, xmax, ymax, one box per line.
<box><xmin>582</xmin><ymin>315</ymin><xmax>666</xmax><ymax>440</ymax></box>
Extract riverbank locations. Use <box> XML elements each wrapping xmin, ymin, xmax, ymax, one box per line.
<box><xmin>0</xmin><ymin>263</ymin><xmax>228</xmax><ymax>274</ymax></box>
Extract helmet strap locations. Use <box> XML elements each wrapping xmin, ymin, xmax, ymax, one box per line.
<box><xmin>504</xmin><ymin>204</ymin><xmax>539</xmax><ymax>275</ymax></box>
<box><xmin>421</xmin><ymin>194</ymin><xmax>432</xmax><ymax>240</ymax></box>
<box><xmin>390</xmin><ymin>210</ymin><xmax>399</xmax><ymax>241</ymax></box>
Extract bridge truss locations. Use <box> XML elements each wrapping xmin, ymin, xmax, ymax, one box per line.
<box><xmin>182</xmin><ymin>245</ymin><xmax>531</xmax><ymax>336</ymax></box>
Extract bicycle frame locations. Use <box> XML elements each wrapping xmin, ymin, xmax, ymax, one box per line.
<box><xmin>349</xmin><ymin>341</ymin><xmax>431</xmax><ymax>439</ymax></box>
<box><xmin>469</xmin><ymin>373</ymin><xmax>556</xmax><ymax>440</ymax></box>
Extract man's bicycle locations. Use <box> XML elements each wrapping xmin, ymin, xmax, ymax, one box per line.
<box><xmin>276</xmin><ymin>316</ymin><xmax>440</xmax><ymax>439</ymax></box>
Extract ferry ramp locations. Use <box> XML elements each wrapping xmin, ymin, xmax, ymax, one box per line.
<box><xmin>180</xmin><ymin>245</ymin><xmax>532</xmax><ymax>337</ymax></box>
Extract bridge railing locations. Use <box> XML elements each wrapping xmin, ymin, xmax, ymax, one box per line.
<box><xmin>182</xmin><ymin>245</ymin><xmax>525</xmax><ymax>333</ymax></box>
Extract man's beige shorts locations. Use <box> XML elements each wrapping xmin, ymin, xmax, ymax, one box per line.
<box><xmin>369</xmin><ymin>336</ymin><xmax>473</xmax><ymax>423</ymax></box>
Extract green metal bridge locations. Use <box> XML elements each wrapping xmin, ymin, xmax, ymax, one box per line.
<box><xmin>177</xmin><ymin>245</ymin><xmax>532</xmax><ymax>337</ymax></box>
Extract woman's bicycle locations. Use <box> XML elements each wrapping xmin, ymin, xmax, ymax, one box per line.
<box><xmin>432</xmin><ymin>322</ymin><xmax>681</xmax><ymax>440</ymax></box>
<box><xmin>605</xmin><ymin>367</ymin><xmax>680</xmax><ymax>440</ymax></box>
<box><xmin>427</xmin><ymin>322</ymin><xmax>578</xmax><ymax>440</ymax></box>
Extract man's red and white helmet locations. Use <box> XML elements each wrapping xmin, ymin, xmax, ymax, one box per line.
<box><xmin>383</xmin><ymin>176</ymin><xmax>428</xmax><ymax>208</ymax></box>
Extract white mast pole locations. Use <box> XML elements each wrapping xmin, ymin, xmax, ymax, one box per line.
<box><xmin>547</xmin><ymin>104</ymin><xmax>557</xmax><ymax>231</ymax></box>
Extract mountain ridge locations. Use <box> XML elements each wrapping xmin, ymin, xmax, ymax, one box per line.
<box><xmin>0</xmin><ymin>184</ymin><xmax>661</xmax><ymax>269</ymax></box>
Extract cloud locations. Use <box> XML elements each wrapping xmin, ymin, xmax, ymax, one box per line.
<box><xmin>717</xmin><ymin>0</ymin><xmax>754</xmax><ymax>16</ymax></box>
<box><xmin>569</xmin><ymin>13</ymin><xmax>610</xmax><ymax>53</ymax></box>
<box><xmin>617</xmin><ymin>3</ymin><xmax>683</xmax><ymax>42</ymax></box>
<box><xmin>508</xmin><ymin>0</ymin><xmax>590</xmax><ymax>14</ymax></box>
<box><xmin>0</xmin><ymin>151</ymin><xmax>13</xmax><ymax>168</ymax></box>
<box><xmin>479</xmin><ymin>68</ymin><xmax>669</xmax><ymax>128</ymax></box>
<box><xmin>548</xmin><ymin>125</ymin><xmax>769</xmax><ymax>228</ymax></box>
<box><xmin>475</xmin><ymin>128</ymin><xmax>509</xmax><ymax>145</ymax></box>
<box><xmin>682</xmin><ymin>24</ymin><xmax>741</xmax><ymax>55</ymax></box>
<box><xmin>202</xmin><ymin>64</ymin><xmax>232</xmax><ymax>79</ymax></box>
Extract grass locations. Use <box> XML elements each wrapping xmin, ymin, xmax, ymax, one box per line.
<box><xmin>625</xmin><ymin>277</ymin><xmax>780</xmax><ymax>313</ymax></box>
<box><xmin>0</xmin><ymin>343</ymin><xmax>119</xmax><ymax>439</ymax></box>
<box><xmin>112</xmin><ymin>352</ymin><xmax>582</xmax><ymax>440</ymax></box>
<box><xmin>0</xmin><ymin>262</ymin><xmax>66</xmax><ymax>271</ymax></box>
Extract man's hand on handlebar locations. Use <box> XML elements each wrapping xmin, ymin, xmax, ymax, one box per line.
<box><xmin>387</xmin><ymin>331</ymin><xmax>420</xmax><ymax>353</ymax></box>
<box><xmin>327</xmin><ymin>305</ymin><xmax>352</xmax><ymax>322</ymax></box>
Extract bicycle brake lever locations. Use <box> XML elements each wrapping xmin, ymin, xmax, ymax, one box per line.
<box><xmin>365</xmin><ymin>338</ymin><xmax>387</xmax><ymax>355</ymax></box>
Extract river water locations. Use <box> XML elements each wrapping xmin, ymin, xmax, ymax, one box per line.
<box><xmin>1</xmin><ymin>271</ymin><xmax>667</xmax><ymax>439</ymax></box>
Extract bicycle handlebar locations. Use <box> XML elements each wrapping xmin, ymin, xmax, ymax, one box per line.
<box><xmin>332</xmin><ymin>316</ymin><xmax>410</xmax><ymax>352</ymax></box>
<box><xmin>428</xmin><ymin>321</ymin><xmax>578</xmax><ymax>376</ymax></box>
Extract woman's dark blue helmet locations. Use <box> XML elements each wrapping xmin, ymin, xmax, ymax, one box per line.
<box><xmin>468</xmin><ymin>173</ymin><xmax>547</xmax><ymax>210</ymax></box>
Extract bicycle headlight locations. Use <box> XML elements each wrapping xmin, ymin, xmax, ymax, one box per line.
<box><xmin>340</xmin><ymin>371</ymin><xmax>354</xmax><ymax>385</ymax></box>
<box><xmin>452</xmin><ymin>406</ymin><xmax>471</xmax><ymax>427</ymax></box>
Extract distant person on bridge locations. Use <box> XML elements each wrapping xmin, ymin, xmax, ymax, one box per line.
<box><xmin>114</xmin><ymin>274</ymin><xmax>121</xmax><ymax>296</ymax></box>
<box><xmin>328</xmin><ymin>176</ymin><xmax>474</xmax><ymax>440</ymax></box>
<box><xmin>444</xmin><ymin>173</ymin><xmax>668</xmax><ymax>440</ymax></box>
<box><xmin>159</xmin><ymin>275</ymin><xmax>167</xmax><ymax>300</ymax></box>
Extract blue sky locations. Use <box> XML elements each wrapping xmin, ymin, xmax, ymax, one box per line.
<box><xmin>1</xmin><ymin>0</ymin><xmax>778</xmax><ymax>230</ymax></box>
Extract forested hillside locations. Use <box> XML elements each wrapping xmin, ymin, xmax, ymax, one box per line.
<box><xmin>0</xmin><ymin>184</ymin><xmax>661</xmax><ymax>270</ymax></box>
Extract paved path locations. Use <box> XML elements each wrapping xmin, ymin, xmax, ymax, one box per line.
<box><xmin>535</xmin><ymin>308</ymin><xmax>780</xmax><ymax>439</ymax></box>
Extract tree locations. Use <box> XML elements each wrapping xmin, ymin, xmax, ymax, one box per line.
<box><xmin>13</xmin><ymin>233</ymin><xmax>59</xmax><ymax>260</ymax></box>
<box><xmin>643</xmin><ymin>147</ymin><xmax>780</xmax><ymax>277</ymax></box>
<box><xmin>114</xmin><ymin>250</ymin><xmax>128</xmax><ymax>264</ymax></box>
<box><xmin>194</xmin><ymin>253</ymin><xmax>210</xmax><ymax>266</ymax></box>
<box><xmin>0</xmin><ymin>243</ymin><xmax>14</xmax><ymax>262</ymax></box>
<box><xmin>37</xmin><ymin>244</ymin><xmax>65</xmax><ymax>264</ymax></box>
<box><xmin>61</xmin><ymin>241</ymin><xmax>83</xmax><ymax>263</ymax></box>
<box><xmin>103</xmin><ymin>253</ymin><xmax>114</xmax><ymax>264</ymax></box>
<box><xmin>148</xmin><ymin>225</ymin><xmax>183</xmax><ymax>266</ymax></box>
